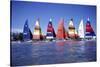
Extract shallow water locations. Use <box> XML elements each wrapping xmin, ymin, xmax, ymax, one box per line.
<box><xmin>11</xmin><ymin>40</ymin><xmax>96</xmax><ymax>66</ymax></box>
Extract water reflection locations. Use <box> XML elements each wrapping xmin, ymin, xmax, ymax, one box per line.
<box><xmin>56</xmin><ymin>41</ymin><xmax>64</xmax><ymax>53</ymax></box>
<box><xmin>11</xmin><ymin>40</ymin><xmax>96</xmax><ymax>66</ymax></box>
<box><xmin>11</xmin><ymin>42</ymin><xmax>34</xmax><ymax>66</ymax></box>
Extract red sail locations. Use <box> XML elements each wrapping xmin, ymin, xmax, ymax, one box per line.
<box><xmin>86</xmin><ymin>21</ymin><xmax>94</xmax><ymax>32</ymax></box>
<box><xmin>46</xmin><ymin>19</ymin><xmax>56</xmax><ymax>39</ymax></box>
<box><xmin>85</xmin><ymin>18</ymin><xmax>96</xmax><ymax>37</ymax></box>
<box><xmin>56</xmin><ymin>18</ymin><xmax>67</xmax><ymax>39</ymax></box>
<box><xmin>47</xmin><ymin>22</ymin><xmax>53</xmax><ymax>32</ymax></box>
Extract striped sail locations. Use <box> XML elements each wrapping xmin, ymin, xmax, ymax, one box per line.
<box><xmin>33</xmin><ymin>19</ymin><xmax>43</xmax><ymax>40</ymax></box>
<box><xmin>68</xmin><ymin>18</ymin><xmax>76</xmax><ymax>38</ymax></box>
<box><xmin>46</xmin><ymin>18</ymin><xmax>56</xmax><ymax>40</ymax></box>
<box><xmin>85</xmin><ymin>18</ymin><xmax>96</xmax><ymax>39</ymax></box>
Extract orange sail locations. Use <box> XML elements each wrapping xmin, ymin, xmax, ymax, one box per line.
<box><xmin>56</xmin><ymin>18</ymin><xmax>67</xmax><ymax>39</ymax></box>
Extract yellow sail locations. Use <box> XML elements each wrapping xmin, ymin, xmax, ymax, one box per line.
<box><xmin>33</xmin><ymin>19</ymin><xmax>43</xmax><ymax>40</ymax></box>
<box><xmin>68</xmin><ymin>18</ymin><xmax>76</xmax><ymax>39</ymax></box>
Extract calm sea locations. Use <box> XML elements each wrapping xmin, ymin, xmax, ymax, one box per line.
<box><xmin>11</xmin><ymin>40</ymin><xmax>96</xmax><ymax>66</ymax></box>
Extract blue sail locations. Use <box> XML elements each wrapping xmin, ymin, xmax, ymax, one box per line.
<box><xmin>23</xmin><ymin>20</ymin><xmax>32</xmax><ymax>41</ymax></box>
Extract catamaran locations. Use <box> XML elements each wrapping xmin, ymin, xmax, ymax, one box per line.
<box><xmin>46</xmin><ymin>18</ymin><xmax>56</xmax><ymax>41</ymax></box>
<box><xmin>78</xmin><ymin>19</ymin><xmax>85</xmax><ymax>40</ymax></box>
<box><xmin>23</xmin><ymin>20</ymin><xmax>33</xmax><ymax>41</ymax></box>
<box><xmin>85</xmin><ymin>18</ymin><xmax>96</xmax><ymax>40</ymax></box>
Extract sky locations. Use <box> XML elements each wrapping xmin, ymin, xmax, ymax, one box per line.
<box><xmin>11</xmin><ymin>1</ymin><xmax>96</xmax><ymax>35</ymax></box>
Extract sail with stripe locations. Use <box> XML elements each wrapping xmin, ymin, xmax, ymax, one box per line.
<box><xmin>85</xmin><ymin>18</ymin><xmax>96</xmax><ymax>39</ymax></box>
<box><xmin>68</xmin><ymin>18</ymin><xmax>76</xmax><ymax>39</ymax></box>
<box><xmin>46</xmin><ymin>18</ymin><xmax>56</xmax><ymax>40</ymax></box>
<box><xmin>33</xmin><ymin>19</ymin><xmax>43</xmax><ymax>40</ymax></box>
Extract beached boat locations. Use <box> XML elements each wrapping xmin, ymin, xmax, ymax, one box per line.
<box><xmin>23</xmin><ymin>20</ymin><xmax>33</xmax><ymax>41</ymax></box>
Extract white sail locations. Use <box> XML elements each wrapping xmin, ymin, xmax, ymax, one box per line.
<box><xmin>78</xmin><ymin>19</ymin><xmax>84</xmax><ymax>38</ymax></box>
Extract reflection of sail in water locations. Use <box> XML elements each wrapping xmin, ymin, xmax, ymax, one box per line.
<box><xmin>56</xmin><ymin>41</ymin><xmax>64</xmax><ymax>46</ymax></box>
<box><xmin>78</xmin><ymin>19</ymin><xmax>84</xmax><ymax>39</ymax></box>
<box><xmin>78</xmin><ymin>41</ymin><xmax>85</xmax><ymax>52</ymax></box>
<box><xmin>56</xmin><ymin>42</ymin><xmax>65</xmax><ymax>54</ymax></box>
<box><xmin>80</xmin><ymin>45</ymin><xmax>85</xmax><ymax>52</ymax></box>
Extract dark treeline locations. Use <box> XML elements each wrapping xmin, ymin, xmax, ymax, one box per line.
<box><xmin>11</xmin><ymin>32</ymin><xmax>23</xmax><ymax>41</ymax></box>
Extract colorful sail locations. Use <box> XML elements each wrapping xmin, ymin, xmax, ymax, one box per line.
<box><xmin>33</xmin><ymin>19</ymin><xmax>43</xmax><ymax>40</ymax></box>
<box><xmin>68</xmin><ymin>18</ymin><xmax>76</xmax><ymax>38</ymax></box>
<box><xmin>78</xmin><ymin>19</ymin><xmax>84</xmax><ymax>38</ymax></box>
<box><xmin>85</xmin><ymin>18</ymin><xmax>96</xmax><ymax>38</ymax></box>
<box><xmin>23</xmin><ymin>20</ymin><xmax>32</xmax><ymax>41</ymax></box>
<box><xmin>75</xmin><ymin>29</ymin><xmax>78</xmax><ymax>38</ymax></box>
<box><xmin>56</xmin><ymin>18</ymin><xmax>67</xmax><ymax>39</ymax></box>
<box><xmin>46</xmin><ymin>18</ymin><xmax>56</xmax><ymax>40</ymax></box>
